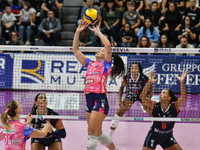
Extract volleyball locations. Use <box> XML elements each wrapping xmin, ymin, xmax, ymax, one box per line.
<box><xmin>83</xmin><ymin>8</ymin><xmax>99</xmax><ymax>24</ymax></box>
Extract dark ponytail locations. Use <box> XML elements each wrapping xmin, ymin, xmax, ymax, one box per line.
<box><xmin>110</xmin><ymin>54</ymin><xmax>125</xmax><ymax>79</ymax></box>
<box><xmin>168</xmin><ymin>89</ymin><xmax>178</xmax><ymax>103</ymax></box>
<box><xmin>31</xmin><ymin>93</ymin><xmax>42</xmax><ymax>113</ymax></box>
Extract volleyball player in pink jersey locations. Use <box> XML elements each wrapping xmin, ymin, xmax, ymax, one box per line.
<box><xmin>1</xmin><ymin>100</ymin><xmax>52</xmax><ymax>150</ymax></box>
<box><xmin>73</xmin><ymin>20</ymin><xmax>125</xmax><ymax>150</ymax></box>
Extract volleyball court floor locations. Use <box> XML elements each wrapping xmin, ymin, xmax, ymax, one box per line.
<box><xmin>16</xmin><ymin>120</ymin><xmax>200</xmax><ymax>150</ymax></box>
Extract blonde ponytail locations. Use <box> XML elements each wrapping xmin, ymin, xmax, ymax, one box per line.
<box><xmin>1</xmin><ymin>101</ymin><xmax>18</xmax><ymax>131</ymax></box>
<box><xmin>1</xmin><ymin>109</ymin><xmax>11</xmax><ymax>131</ymax></box>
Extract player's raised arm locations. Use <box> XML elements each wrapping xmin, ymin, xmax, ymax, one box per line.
<box><xmin>72</xmin><ymin>21</ymin><xmax>89</xmax><ymax>66</ymax></box>
<box><xmin>175</xmin><ymin>69</ymin><xmax>188</xmax><ymax>110</ymax></box>
<box><xmin>89</xmin><ymin>22</ymin><xmax>112</xmax><ymax>63</ymax></box>
<box><xmin>140</xmin><ymin>71</ymin><xmax>157</xmax><ymax>109</ymax></box>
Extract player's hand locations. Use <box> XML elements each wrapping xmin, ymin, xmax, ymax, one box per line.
<box><xmin>76</xmin><ymin>20</ymin><xmax>89</xmax><ymax>34</ymax></box>
<box><xmin>26</xmin><ymin>114</ymin><xmax>33</xmax><ymax>123</ymax></box>
<box><xmin>148</xmin><ymin>71</ymin><xmax>158</xmax><ymax>83</ymax></box>
<box><xmin>176</xmin><ymin>69</ymin><xmax>188</xmax><ymax>83</ymax></box>
<box><xmin>119</xmin><ymin>100</ymin><xmax>124</xmax><ymax>110</ymax></box>
<box><xmin>42</xmin><ymin>121</ymin><xmax>53</xmax><ymax>133</ymax></box>
<box><xmin>88</xmin><ymin>21</ymin><xmax>101</xmax><ymax>34</ymax></box>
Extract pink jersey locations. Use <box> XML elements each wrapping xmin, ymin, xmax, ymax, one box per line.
<box><xmin>3</xmin><ymin>120</ymin><xmax>34</xmax><ymax>150</ymax></box>
<box><xmin>84</xmin><ymin>58</ymin><xmax>112</xmax><ymax>95</ymax></box>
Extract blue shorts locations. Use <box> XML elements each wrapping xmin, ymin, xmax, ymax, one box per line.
<box><xmin>143</xmin><ymin>130</ymin><xmax>178</xmax><ymax>149</ymax></box>
<box><xmin>31</xmin><ymin>137</ymin><xmax>61</xmax><ymax>146</ymax></box>
<box><xmin>86</xmin><ymin>93</ymin><xmax>109</xmax><ymax>115</ymax></box>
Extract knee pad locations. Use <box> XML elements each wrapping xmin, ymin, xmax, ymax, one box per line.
<box><xmin>87</xmin><ymin>135</ymin><xmax>98</xmax><ymax>150</ymax></box>
<box><xmin>110</xmin><ymin>114</ymin><xmax>121</xmax><ymax>128</ymax></box>
<box><xmin>98</xmin><ymin>133</ymin><xmax>113</xmax><ymax>147</ymax></box>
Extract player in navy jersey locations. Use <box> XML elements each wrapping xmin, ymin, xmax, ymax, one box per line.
<box><xmin>108</xmin><ymin>62</ymin><xmax>154</xmax><ymax>139</ymax></box>
<box><xmin>30</xmin><ymin>93</ymin><xmax>66</xmax><ymax>150</ymax></box>
<box><xmin>140</xmin><ymin>70</ymin><xmax>188</xmax><ymax>150</ymax></box>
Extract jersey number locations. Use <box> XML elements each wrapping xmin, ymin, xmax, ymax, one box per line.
<box><xmin>4</xmin><ymin>135</ymin><xmax>12</xmax><ymax>147</ymax></box>
<box><xmin>162</xmin><ymin>123</ymin><xmax>167</xmax><ymax>129</ymax></box>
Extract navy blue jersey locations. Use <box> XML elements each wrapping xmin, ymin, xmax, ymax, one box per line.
<box><xmin>150</xmin><ymin>101</ymin><xmax>179</xmax><ymax>141</ymax></box>
<box><xmin>30</xmin><ymin>108</ymin><xmax>60</xmax><ymax>139</ymax></box>
<box><xmin>124</xmin><ymin>73</ymin><xmax>148</xmax><ymax>102</ymax></box>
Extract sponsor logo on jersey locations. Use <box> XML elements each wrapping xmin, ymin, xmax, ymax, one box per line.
<box><xmin>154</xmin><ymin>128</ymin><xmax>173</xmax><ymax>134</ymax></box>
<box><xmin>3</xmin><ymin>129</ymin><xmax>15</xmax><ymax>134</ymax></box>
<box><xmin>12</xmin><ymin>140</ymin><xmax>21</xmax><ymax>145</ymax></box>
<box><xmin>86</xmin><ymin>78</ymin><xmax>95</xmax><ymax>85</ymax></box>
<box><xmin>21</xmin><ymin>60</ymin><xmax>45</xmax><ymax>83</ymax></box>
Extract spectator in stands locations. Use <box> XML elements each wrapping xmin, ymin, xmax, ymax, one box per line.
<box><xmin>156</xmin><ymin>33</ymin><xmax>174</xmax><ymax>48</ymax></box>
<box><xmin>22</xmin><ymin>0</ymin><xmax>43</xmax><ymax>11</ymax></box>
<box><xmin>79</xmin><ymin>0</ymin><xmax>102</xmax><ymax>25</ymax></box>
<box><xmin>137</xmin><ymin>17</ymin><xmax>159</xmax><ymax>47</ymax></box>
<box><xmin>186</xmin><ymin>0</ymin><xmax>199</xmax><ymax>8</ymax></box>
<box><xmin>79</xmin><ymin>25</ymin><xmax>96</xmax><ymax>47</ymax></box>
<box><xmin>176</xmin><ymin>36</ymin><xmax>194</xmax><ymax>48</ymax></box>
<box><xmin>161</xmin><ymin>0</ymin><xmax>185</xmax><ymax>15</ymax></box>
<box><xmin>7</xmin><ymin>31</ymin><xmax>24</xmax><ymax>48</ymax></box>
<box><xmin>41</xmin><ymin>0</ymin><xmax>63</xmax><ymax>21</ymax></box>
<box><xmin>178</xmin><ymin>16</ymin><xmax>197</xmax><ymax>48</ymax></box>
<box><xmin>122</xmin><ymin>1</ymin><xmax>141</xmax><ymax>35</ymax></box>
<box><xmin>127</xmin><ymin>0</ymin><xmax>145</xmax><ymax>15</ymax></box>
<box><xmin>159</xmin><ymin>2</ymin><xmax>182</xmax><ymax>46</ymax></box>
<box><xmin>38</xmin><ymin>10</ymin><xmax>61</xmax><ymax>46</ymax></box>
<box><xmin>17</xmin><ymin>2</ymin><xmax>36</xmax><ymax>46</ymax></box>
<box><xmin>120</xmin><ymin>22</ymin><xmax>136</xmax><ymax>47</ymax></box>
<box><xmin>183</xmin><ymin>0</ymin><xmax>200</xmax><ymax>29</ymax></box>
<box><xmin>176</xmin><ymin>37</ymin><xmax>195</xmax><ymax>56</ymax></box>
<box><xmin>114</xmin><ymin>0</ymin><xmax>125</xmax><ymax>15</ymax></box>
<box><xmin>144</xmin><ymin>0</ymin><xmax>161</xmax><ymax>10</ymax></box>
<box><xmin>1</xmin><ymin>5</ymin><xmax>17</xmax><ymax>40</ymax></box>
<box><xmin>82</xmin><ymin>0</ymin><xmax>105</xmax><ymax>11</ymax></box>
<box><xmin>101</xmin><ymin>0</ymin><xmax>120</xmax><ymax>46</ymax></box>
<box><xmin>141</xmin><ymin>1</ymin><xmax>162</xmax><ymax>33</ymax></box>
<box><xmin>137</xmin><ymin>35</ymin><xmax>151</xmax><ymax>55</ymax></box>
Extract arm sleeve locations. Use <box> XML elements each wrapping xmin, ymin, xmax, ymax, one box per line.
<box><xmin>12</xmin><ymin>14</ymin><xmax>17</xmax><ymax>21</ymax></box>
<box><xmin>85</xmin><ymin>58</ymin><xmax>91</xmax><ymax>69</ymax></box>
<box><xmin>153</xmin><ymin>29</ymin><xmax>159</xmax><ymax>42</ymax></box>
<box><xmin>103</xmin><ymin>59</ymin><xmax>112</xmax><ymax>67</ymax></box>
<box><xmin>23</xmin><ymin>124</ymin><xmax>34</xmax><ymax>137</ymax></box>
<box><xmin>137</xmin><ymin>27</ymin><xmax>143</xmax><ymax>39</ymax></box>
<box><xmin>38</xmin><ymin>19</ymin><xmax>45</xmax><ymax>32</ymax></box>
<box><xmin>122</xmin><ymin>11</ymin><xmax>126</xmax><ymax>20</ymax></box>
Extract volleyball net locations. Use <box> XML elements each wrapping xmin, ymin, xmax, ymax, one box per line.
<box><xmin>0</xmin><ymin>46</ymin><xmax>200</xmax><ymax>122</ymax></box>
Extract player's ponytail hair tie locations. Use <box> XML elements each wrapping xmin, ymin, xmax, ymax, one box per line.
<box><xmin>6</xmin><ymin>108</ymin><xmax>10</xmax><ymax>111</ymax></box>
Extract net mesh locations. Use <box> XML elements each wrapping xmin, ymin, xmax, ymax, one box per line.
<box><xmin>0</xmin><ymin>46</ymin><xmax>200</xmax><ymax>122</ymax></box>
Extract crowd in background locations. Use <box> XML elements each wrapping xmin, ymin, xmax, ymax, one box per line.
<box><xmin>0</xmin><ymin>0</ymin><xmax>200</xmax><ymax>54</ymax></box>
<box><xmin>78</xmin><ymin>0</ymin><xmax>200</xmax><ymax>53</ymax></box>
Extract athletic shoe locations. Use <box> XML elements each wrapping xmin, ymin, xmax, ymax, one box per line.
<box><xmin>25</xmin><ymin>41</ymin><xmax>30</xmax><ymax>46</ymax></box>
